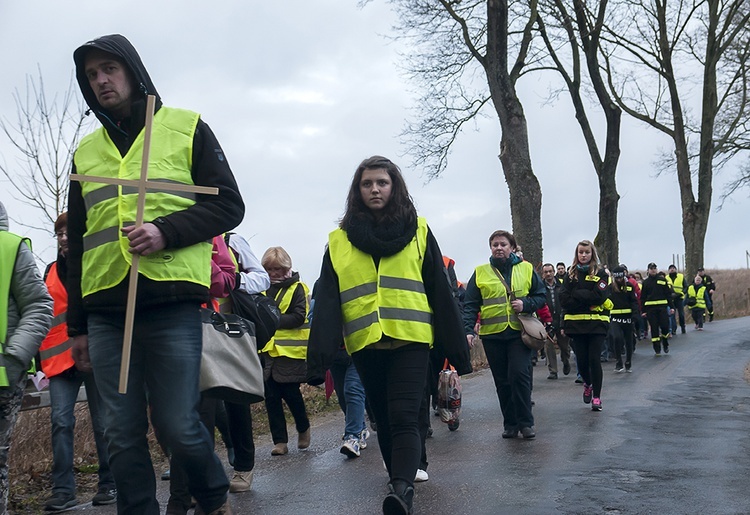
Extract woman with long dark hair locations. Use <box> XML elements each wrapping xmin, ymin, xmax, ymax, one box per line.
<box><xmin>307</xmin><ymin>156</ymin><xmax>471</xmax><ymax>515</ymax></box>
<box><xmin>560</xmin><ymin>240</ymin><xmax>611</xmax><ymax>411</ymax></box>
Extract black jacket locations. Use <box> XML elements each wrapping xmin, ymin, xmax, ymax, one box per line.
<box><xmin>640</xmin><ymin>274</ymin><xmax>675</xmax><ymax>314</ymax></box>
<box><xmin>560</xmin><ymin>268</ymin><xmax>611</xmax><ymax>335</ymax></box>
<box><xmin>66</xmin><ymin>34</ymin><xmax>244</xmax><ymax>336</ymax></box>
<box><xmin>307</xmin><ymin>226</ymin><xmax>471</xmax><ymax>383</ymax></box>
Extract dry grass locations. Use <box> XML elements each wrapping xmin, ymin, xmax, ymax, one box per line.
<box><xmin>701</xmin><ymin>268</ymin><xmax>750</xmax><ymax>319</ymax></box>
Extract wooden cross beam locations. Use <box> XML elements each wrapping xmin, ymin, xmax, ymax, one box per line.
<box><xmin>71</xmin><ymin>95</ymin><xmax>218</xmax><ymax>393</ymax></box>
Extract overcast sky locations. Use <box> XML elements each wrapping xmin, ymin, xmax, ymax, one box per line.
<box><xmin>0</xmin><ymin>1</ymin><xmax>747</xmax><ymax>285</ymax></box>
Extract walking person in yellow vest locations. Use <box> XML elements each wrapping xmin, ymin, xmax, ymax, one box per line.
<box><xmin>67</xmin><ymin>34</ymin><xmax>243</xmax><ymax>515</ymax></box>
<box><xmin>666</xmin><ymin>264</ymin><xmax>687</xmax><ymax>335</ymax></box>
<box><xmin>0</xmin><ymin>201</ymin><xmax>53</xmax><ymax>512</ymax></box>
<box><xmin>686</xmin><ymin>275</ymin><xmax>708</xmax><ymax>330</ymax></box>
<box><xmin>41</xmin><ymin>212</ymin><xmax>116</xmax><ymax>511</ymax></box>
<box><xmin>260</xmin><ymin>247</ymin><xmax>311</xmax><ymax>457</ymax></box>
<box><xmin>307</xmin><ymin>156</ymin><xmax>471</xmax><ymax>515</ymax></box>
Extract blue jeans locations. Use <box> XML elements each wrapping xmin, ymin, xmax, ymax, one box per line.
<box><xmin>343</xmin><ymin>362</ymin><xmax>366</xmax><ymax>438</ymax></box>
<box><xmin>49</xmin><ymin>368</ymin><xmax>113</xmax><ymax>495</ymax></box>
<box><xmin>88</xmin><ymin>302</ymin><xmax>228</xmax><ymax>515</ymax></box>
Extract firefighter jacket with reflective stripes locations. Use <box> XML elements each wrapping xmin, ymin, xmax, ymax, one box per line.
<box><xmin>609</xmin><ymin>284</ymin><xmax>640</xmax><ymax>323</ymax></box>
<box><xmin>39</xmin><ymin>262</ymin><xmax>75</xmax><ymax>377</ymax></box>
<box><xmin>73</xmin><ymin>107</ymin><xmax>212</xmax><ymax>298</ymax></box>
<box><xmin>640</xmin><ymin>274</ymin><xmax>675</xmax><ymax>312</ymax></box>
<box><xmin>560</xmin><ymin>269</ymin><xmax>611</xmax><ymax>335</ymax></box>
<box><xmin>474</xmin><ymin>262</ymin><xmax>533</xmax><ymax>336</ymax></box>
<box><xmin>687</xmin><ymin>285</ymin><xmax>707</xmax><ymax>310</ymax></box>
<box><xmin>328</xmin><ymin>217</ymin><xmax>433</xmax><ymax>354</ymax></box>
<box><xmin>262</xmin><ymin>280</ymin><xmax>310</xmax><ymax>359</ymax></box>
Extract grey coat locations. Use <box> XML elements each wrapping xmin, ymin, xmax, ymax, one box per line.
<box><xmin>0</xmin><ymin>202</ymin><xmax>53</xmax><ymax>383</ymax></box>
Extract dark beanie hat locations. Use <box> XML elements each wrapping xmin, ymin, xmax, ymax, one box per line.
<box><xmin>54</xmin><ymin>212</ymin><xmax>68</xmax><ymax>233</ymax></box>
<box><xmin>611</xmin><ymin>266</ymin><xmax>626</xmax><ymax>279</ymax></box>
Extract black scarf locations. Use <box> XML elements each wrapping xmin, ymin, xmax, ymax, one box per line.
<box><xmin>345</xmin><ymin>213</ymin><xmax>417</xmax><ymax>258</ymax></box>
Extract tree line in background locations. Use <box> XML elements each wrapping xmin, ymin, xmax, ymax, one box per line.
<box><xmin>2</xmin><ymin>1</ymin><xmax>749</xmax><ymax>275</ymax></box>
<box><xmin>372</xmin><ymin>0</ymin><xmax>750</xmax><ymax>276</ymax></box>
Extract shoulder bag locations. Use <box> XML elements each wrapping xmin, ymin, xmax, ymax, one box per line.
<box><xmin>228</xmin><ymin>289</ymin><xmax>281</xmax><ymax>347</ymax></box>
<box><xmin>491</xmin><ymin>266</ymin><xmax>549</xmax><ymax>351</ymax></box>
<box><xmin>199</xmin><ymin>308</ymin><xmax>265</xmax><ymax>404</ymax></box>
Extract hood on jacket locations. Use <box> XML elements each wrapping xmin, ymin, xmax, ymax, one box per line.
<box><xmin>73</xmin><ymin>34</ymin><xmax>162</xmax><ymax>133</ymax></box>
<box><xmin>0</xmin><ymin>201</ymin><xmax>8</xmax><ymax>231</ymax></box>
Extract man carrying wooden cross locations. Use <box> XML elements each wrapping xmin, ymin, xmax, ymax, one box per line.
<box><xmin>66</xmin><ymin>34</ymin><xmax>244</xmax><ymax>515</ymax></box>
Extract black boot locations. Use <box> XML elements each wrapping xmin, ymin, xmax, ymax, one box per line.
<box><xmin>383</xmin><ymin>481</ymin><xmax>414</xmax><ymax>515</ymax></box>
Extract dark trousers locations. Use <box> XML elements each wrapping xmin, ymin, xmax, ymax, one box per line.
<box><xmin>571</xmin><ymin>333</ymin><xmax>605</xmax><ymax>397</ymax></box>
<box><xmin>691</xmin><ymin>308</ymin><xmax>705</xmax><ymax>328</ymax></box>
<box><xmin>610</xmin><ymin>320</ymin><xmax>634</xmax><ymax>367</ymax></box>
<box><xmin>646</xmin><ymin>307</ymin><xmax>670</xmax><ymax>353</ymax></box>
<box><xmin>670</xmin><ymin>297</ymin><xmax>686</xmax><ymax>333</ymax></box>
<box><xmin>264</xmin><ymin>378</ymin><xmax>310</xmax><ymax>444</ymax></box>
<box><xmin>224</xmin><ymin>401</ymin><xmax>255</xmax><ymax>472</ymax></box>
<box><xmin>482</xmin><ymin>336</ymin><xmax>534</xmax><ymax>431</ymax></box>
<box><xmin>352</xmin><ymin>343</ymin><xmax>429</xmax><ymax>489</ymax></box>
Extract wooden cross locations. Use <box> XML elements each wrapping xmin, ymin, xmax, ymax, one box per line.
<box><xmin>71</xmin><ymin>95</ymin><xmax>218</xmax><ymax>393</ymax></box>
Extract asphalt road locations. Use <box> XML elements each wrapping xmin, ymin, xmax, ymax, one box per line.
<box><xmin>71</xmin><ymin>316</ymin><xmax>750</xmax><ymax>515</ymax></box>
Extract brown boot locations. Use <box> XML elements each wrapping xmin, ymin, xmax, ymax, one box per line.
<box><xmin>194</xmin><ymin>499</ymin><xmax>233</xmax><ymax>515</ymax></box>
<box><xmin>271</xmin><ymin>442</ymin><xmax>288</xmax><ymax>456</ymax></box>
<box><xmin>297</xmin><ymin>428</ymin><xmax>311</xmax><ymax>450</ymax></box>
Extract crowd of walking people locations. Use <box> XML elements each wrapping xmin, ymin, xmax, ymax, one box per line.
<box><xmin>0</xmin><ymin>33</ymin><xmax>721</xmax><ymax>515</ymax></box>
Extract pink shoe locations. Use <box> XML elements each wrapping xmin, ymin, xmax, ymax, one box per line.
<box><xmin>583</xmin><ymin>384</ymin><xmax>593</xmax><ymax>404</ymax></box>
<box><xmin>591</xmin><ymin>397</ymin><xmax>602</xmax><ymax>411</ymax></box>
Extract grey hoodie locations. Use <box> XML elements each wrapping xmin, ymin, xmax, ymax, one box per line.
<box><xmin>0</xmin><ymin>202</ymin><xmax>53</xmax><ymax>382</ymax></box>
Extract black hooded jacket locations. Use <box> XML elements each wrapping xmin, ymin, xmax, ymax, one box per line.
<box><xmin>66</xmin><ymin>34</ymin><xmax>245</xmax><ymax>336</ymax></box>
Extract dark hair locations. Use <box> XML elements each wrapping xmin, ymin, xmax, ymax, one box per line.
<box><xmin>556</xmin><ymin>262</ymin><xmax>565</xmax><ymax>268</ymax></box>
<box><xmin>488</xmin><ymin>230</ymin><xmax>516</xmax><ymax>249</ymax></box>
<box><xmin>542</xmin><ymin>263</ymin><xmax>554</xmax><ymax>270</ymax></box>
<box><xmin>340</xmin><ymin>156</ymin><xmax>416</xmax><ymax>229</ymax></box>
<box><xmin>54</xmin><ymin>212</ymin><xmax>68</xmax><ymax>233</ymax></box>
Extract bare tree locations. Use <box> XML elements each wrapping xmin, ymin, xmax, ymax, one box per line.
<box><xmin>0</xmin><ymin>68</ymin><xmax>91</xmax><ymax>232</ymax></box>
<box><xmin>369</xmin><ymin>0</ymin><xmax>546</xmax><ymax>267</ymax></box>
<box><xmin>601</xmin><ymin>0</ymin><xmax>750</xmax><ymax>275</ymax></box>
<box><xmin>536</xmin><ymin>0</ymin><xmax>623</xmax><ymax>266</ymax></box>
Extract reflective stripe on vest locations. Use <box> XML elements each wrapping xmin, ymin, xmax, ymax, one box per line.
<box><xmin>563</xmin><ymin>275</ymin><xmax>611</xmax><ymax>323</ymax></box>
<box><xmin>39</xmin><ymin>262</ymin><xmax>75</xmax><ymax>377</ymax></box>
<box><xmin>475</xmin><ymin>261</ymin><xmax>533</xmax><ymax>335</ymax></box>
<box><xmin>73</xmin><ymin>107</ymin><xmax>211</xmax><ymax>298</ymax></box>
<box><xmin>610</xmin><ymin>308</ymin><xmax>632</xmax><ymax>315</ymax></box>
<box><xmin>261</xmin><ymin>281</ymin><xmax>310</xmax><ymax>359</ymax></box>
<box><xmin>687</xmin><ymin>285</ymin><xmax>707</xmax><ymax>310</ymax></box>
<box><xmin>0</xmin><ymin>232</ymin><xmax>30</xmax><ymax>387</ymax></box>
<box><xmin>329</xmin><ymin>217</ymin><xmax>433</xmax><ymax>354</ymax></box>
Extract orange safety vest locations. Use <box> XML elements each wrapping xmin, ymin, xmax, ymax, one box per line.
<box><xmin>39</xmin><ymin>263</ymin><xmax>75</xmax><ymax>377</ymax></box>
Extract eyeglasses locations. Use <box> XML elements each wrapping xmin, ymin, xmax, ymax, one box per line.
<box><xmin>55</xmin><ymin>231</ymin><xmax>67</xmax><ymax>239</ymax></box>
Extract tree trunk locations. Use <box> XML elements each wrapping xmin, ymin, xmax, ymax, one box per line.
<box><xmin>486</xmin><ymin>0</ymin><xmax>544</xmax><ymax>267</ymax></box>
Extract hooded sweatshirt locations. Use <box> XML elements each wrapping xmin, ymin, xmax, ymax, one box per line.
<box><xmin>66</xmin><ymin>34</ymin><xmax>244</xmax><ymax>336</ymax></box>
<box><xmin>0</xmin><ymin>201</ymin><xmax>53</xmax><ymax>373</ymax></box>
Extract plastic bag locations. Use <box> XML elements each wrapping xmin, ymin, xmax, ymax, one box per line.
<box><xmin>437</xmin><ymin>359</ymin><xmax>461</xmax><ymax>431</ymax></box>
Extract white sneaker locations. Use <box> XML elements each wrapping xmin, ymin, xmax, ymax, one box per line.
<box><xmin>414</xmin><ymin>469</ymin><xmax>429</xmax><ymax>482</ymax></box>
<box><xmin>359</xmin><ymin>428</ymin><xmax>370</xmax><ymax>449</ymax></box>
<box><xmin>340</xmin><ymin>437</ymin><xmax>361</xmax><ymax>458</ymax></box>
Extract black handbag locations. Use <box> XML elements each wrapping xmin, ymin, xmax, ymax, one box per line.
<box><xmin>199</xmin><ymin>308</ymin><xmax>264</xmax><ymax>404</ymax></box>
<box><xmin>228</xmin><ymin>289</ymin><xmax>281</xmax><ymax>346</ymax></box>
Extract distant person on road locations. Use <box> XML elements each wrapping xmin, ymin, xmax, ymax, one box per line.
<box><xmin>640</xmin><ymin>263</ymin><xmax>675</xmax><ymax>355</ymax></box>
<box><xmin>555</xmin><ymin>262</ymin><xmax>567</xmax><ymax>285</ymax></box>
<box><xmin>540</xmin><ymin>263</ymin><xmax>571</xmax><ymax>380</ymax></box>
<box><xmin>307</xmin><ymin>155</ymin><xmax>471</xmax><ymax>515</ymax></box>
<box><xmin>666</xmin><ymin>264</ymin><xmax>687</xmax><ymax>335</ymax></box>
<box><xmin>40</xmin><ymin>212</ymin><xmax>116</xmax><ymax>512</ymax></box>
<box><xmin>0</xmin><ymin>201</ymin><xmax>53</xmax><ymax>513</ymax></box>
<box><xmin>686</xmin><ymin>275</ymin><xmax>708</xmax><ymax>331</ymax></box>
<box><xmin>560</xmin><ymin>240</ymin><xmax>611</xmax><ymax>412</ymax></box>
<box><xmin>608</xmin><ymin>266</ymin><xmax>640</xmax><ymax>373</ymax></box>
<box><xmin>697</xmin><ymin>268</ymin><xmax>716</xmax><ymax>322</ymax></box>
<box><xmin>260</xmin><ymin>246</ymin><xmax>312</xmax><ymax>457</ymax></box>
<box><xmin>463</xmin><ymin>230</ymin><xmax>546</xmax><ymax>438</ymax></box>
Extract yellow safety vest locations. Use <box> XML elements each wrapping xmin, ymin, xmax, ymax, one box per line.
<box><xmin>687</xmin><ymin>285</ymin><xmax>707</xmax><ymax>310</ymax></box>
<box><xmin>667</xmin><ymin>273</ymin><xmax>685</xmax><ymax>298</ymax></box>
<box><xmin>261</xmin><ymin>281</ymin><xmax>310</xmax><ymax>359</ymax></box>
<box><xmin>328</xmin><ymin>217</ymin><xmax>433</xmax><ymax>354</ymax></box>
<box><xmin>0</xmin><ymin>231</ymin><xmax>30</xmax><ymax>387</ymax></box>
<box><xmin>73</xmin><ymin>107</ymin><xmax>211</xmax><ymax>298</ymax></box>
<box><xmin>474</xmin><ymin>262</ymin><xmax>533</xmax><ymax>335</ymax></box>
